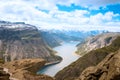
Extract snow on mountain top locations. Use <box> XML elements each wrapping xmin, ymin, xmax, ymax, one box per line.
<box><xmin>0</xmin><ymin>21</ymin><xmax>36</xmax><ymax>30</ymax></box>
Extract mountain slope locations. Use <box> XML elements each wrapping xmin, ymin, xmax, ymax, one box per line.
<box><xmin>55</xmin><ymin>34</ymin><xmax>120</xmax><ymax>80</ymax></box>
<box><xmin>41</xmin><ymin>31</ymin><xmax>62</xmax><ymax>48</ymax></box>
<box><xmin>76</xmin><ymin>32</ymin><xmax>120</xmax><ymax>56</ymax></box>
<box><xmin>0</xmin><ymin>21</ymin><xmax>61</xmax><ymax>63</ymax></box>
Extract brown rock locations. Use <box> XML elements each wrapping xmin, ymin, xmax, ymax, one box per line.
<box><xmin>3</xmin><ymin>58</ymin><xmax>46</xmax><ymax>73</ymax></box>
<box><xmin>2</xmin><ymin>58</ymin><xmax>54</xmax><ymax>80</ymax></box>
<box><xmin>78</xmin><ymin>50</ymin><xmax>120</xmax><ymax>80</ymax></box>
<box><xmin>23</xmin><ymin>71</ymin><xmax>55</xmax><ymax>80</ymax></box>
<box><xmin>0</xmin><ymin>67</ymin><xmax>10</xmax><ymax>80</ymax></box>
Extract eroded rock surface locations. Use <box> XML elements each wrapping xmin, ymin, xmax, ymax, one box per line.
<box><xmin>78</xmin><ymin>50</ymin><xmax>120</xmax><ymax>80</ymax></box>
<box><xmin>2</xmin><ymin>59</ymin><xmax>55</xmax><ymax>80</ymax></box>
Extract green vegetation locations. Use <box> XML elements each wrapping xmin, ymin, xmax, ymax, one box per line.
<box><xmin>91</xmin><ymin>36</ymin><xmax>120</xmax><ymax>54</ymax></box>
<box><xmin>0</xmin><ymin>50</ymin><xmax>5</xmax><ymax>54</ymax></box>
<box><xmin>21</xmin><ymin>31</ymin><xmax>40</xmax><ymax>40</ymax></box>
<box><xmin>0</xmin><ymin>27</ymin><xmax>40</xmax><ymax>41</ymax></box>
<box><xmin>55</xmin><ymin>36</ymin><xmax>120</xmax><ymax>80</ymax></box>
<box><xmin>0</xmin><ymin>59</ymin><xmax>4</xmax><ymax>63</ymax></box>
<box><xmin>0</xmin><ymin>51</ymin><xmax>5</xmax><ymax>63</ymax></box>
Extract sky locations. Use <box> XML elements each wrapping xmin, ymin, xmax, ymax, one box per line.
<box><xmin>0</xmin><ymin>0</ymin><xmax>120</xmax><ymax>31</ymax></box>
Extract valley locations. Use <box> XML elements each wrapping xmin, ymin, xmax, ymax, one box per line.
<box><xmin>38</xmin><ymin>41</ymin><xmax>80</xmax><ymax>76</ymax></box>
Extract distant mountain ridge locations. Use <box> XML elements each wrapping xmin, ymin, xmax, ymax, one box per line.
<box><xmin>0</xmin><ymin>21</ymin><xmax>36</xmax><ymax>29</ymax></box>
<box><xmin>40</xmin><ymin>30</ymin><xmax>108</xmax><ymax>47</ymax></box>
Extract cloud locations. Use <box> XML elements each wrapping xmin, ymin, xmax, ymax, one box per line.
<box><xmin>0</xmin><ymin>0</ymin><xmax>120</xmax><ymax>31</ymax></box>
<box><xmin>89</xmin><ymin>12</ymin><xmax>119</xmax><ymax>25</ymax></box>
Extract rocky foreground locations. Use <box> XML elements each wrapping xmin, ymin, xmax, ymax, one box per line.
<box><xmin>0</xmin><ymin>67</ymin><xmax>10</xmax><ymax>80</ymax></box>
<box><xmin>1</xmin><ymin>58</ymin><xmax>55</xmax><ymax>80</ymax></box>
<box><xmin>78</xmin><ymin>49</ymin><xmax>120</xmax><ymax>80</ymax></box>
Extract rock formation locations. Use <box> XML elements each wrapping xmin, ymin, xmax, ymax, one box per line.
<box><xmin>78</xmin><ymin>49</ymin><xmax>120</xmax><ymax>80</ymax></box>
<box><xmin>0</xmin><ymin>67</ymin><xmax>10</xmax><ymax>80</ymax></box>
<box><xmin>2</xmin><ymin>59</ymin><xmax>55</xmax><ymax>80</ymax></box>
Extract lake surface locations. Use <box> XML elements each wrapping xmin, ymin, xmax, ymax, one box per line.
<box><xmin>38</xmin><ymin>42</ymin><xmax>80</xmax><ymax>76</ymax></box>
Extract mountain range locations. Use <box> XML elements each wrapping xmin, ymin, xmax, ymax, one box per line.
<box><xmin>0</xmin><ymin>21</ymin><xmax>120</xmax><ymax>80</ymax></box>
<box><xmin>41</xmin><ymin>29</ymin><xmax>108</xmax><ymax>48</ymax></box>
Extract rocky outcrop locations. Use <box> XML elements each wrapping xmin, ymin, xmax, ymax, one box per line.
<box><xmin>0</xmin><ymin>21</ymin><xmax>62</xmax><ymax>63</ymax></box>
<box><xmin>2</xmin><ymin>58</ymin><xmax>55</xmax><ymax>80</ymax></box>
<box><xmin>55</xmin><ymin>35</ymin><xmax>120</xmax><ymax>80</ymax></box>
<box><xmin>0</xmin><ymin>67</ymin><xmax>10</xmax><ymax>80</ymax></box>
<box><xmin>23</xmin><ymin>72</ymin><xmax>55</xmax><ymax>80</ymax></box>
<box><xmin>3</xmin><ymin>59</ymin><xmax>46</xmax><ymax>73</ymax></box>
<box><xmin>76</xmin><ymin>32</ymin><xmax>120</xmax><ymax>56</ymax></box>
<box><xmin>78</xmin><ymin>49</ymin><xmax>120</xmax><ymax>80</ymax></box>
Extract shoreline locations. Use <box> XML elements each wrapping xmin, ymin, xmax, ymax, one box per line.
<box><xmin>1</xmin><ymin>59</ymin><xmax>54</xmax><ymax>80</ymax></box>
<box><xmin>37</xmin><ymin>59</ymin><xmax>62</xmax><ymax>73</ymax></box>
<box><xmin>45</xmin><ymin>60</ymin><xmax>62</xmax><ymax>66</ymax></box>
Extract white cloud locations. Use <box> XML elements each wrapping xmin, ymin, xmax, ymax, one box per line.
<box><xmin>0</xmin><ymin>0</ymin><xmax>120</xmax><ymax>32</ymax></box>
<box><xmin>89</xmin><ymin>12</ymin><xmax>120</xmax><ymax>25</ymax></box>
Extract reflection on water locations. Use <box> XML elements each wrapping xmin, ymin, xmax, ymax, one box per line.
<box><xmin>38</xmin><ymin>42</ymin><xmax>80</xmax><ymax>76</ymax></box>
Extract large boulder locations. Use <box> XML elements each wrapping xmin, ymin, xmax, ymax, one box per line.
<box><xmin>0</xmin><ymin>67</ymin><xmax>10</xmax><ymax>80</ymax></box>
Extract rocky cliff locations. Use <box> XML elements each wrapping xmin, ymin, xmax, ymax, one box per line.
<box><xmin>55</xmin><ymin>34</ymin><xmax>120</xmax><ymax>80</ymax></box>
<box><xmin>76</xmin><ymin>32</ymin><xmax>120</xmax><ymax>56</ymax></box>
<box><xmin>0</xmin><ymin>67</ymin><xmax>10</xmax><ymax>80</ymax></box>
<box><xmin>78</xmin><ymin>49</ymin><xmax>120</xmax><ymax>80</ymax></box>
<box><xmin>0</xmin><ymin>21</ymin><xmax>61</xmax><ymax>63</ymax></box>
<box><xmin>2</xmin><ymin>59</ymin><xmax>55</xmax><ymax>80</ymax></box>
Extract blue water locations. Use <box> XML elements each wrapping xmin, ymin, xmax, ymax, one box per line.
<box><xmin>38</xmin><ymin>42</ymin><xmax>80</xmax><ymax>76</ymax></box>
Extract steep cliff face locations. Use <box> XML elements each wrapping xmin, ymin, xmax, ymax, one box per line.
<box><xmin>0</xmin><ymin>21</ymin><xmax>61</xmax><ymax>62</ymax></box>
<box><xmin>55</xmin><ymin>34</ymin><xmax>120</xmax><ymax>80</ymax></box>
<box><xmin>78</xmin><ymin>49</ymin><xmax>120</xmax><ymax>80</ymax></box>
<box><xmin>76</xmin><ymin>32</ymin><xmax>120</xmax><ymax>56</ymax></box>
